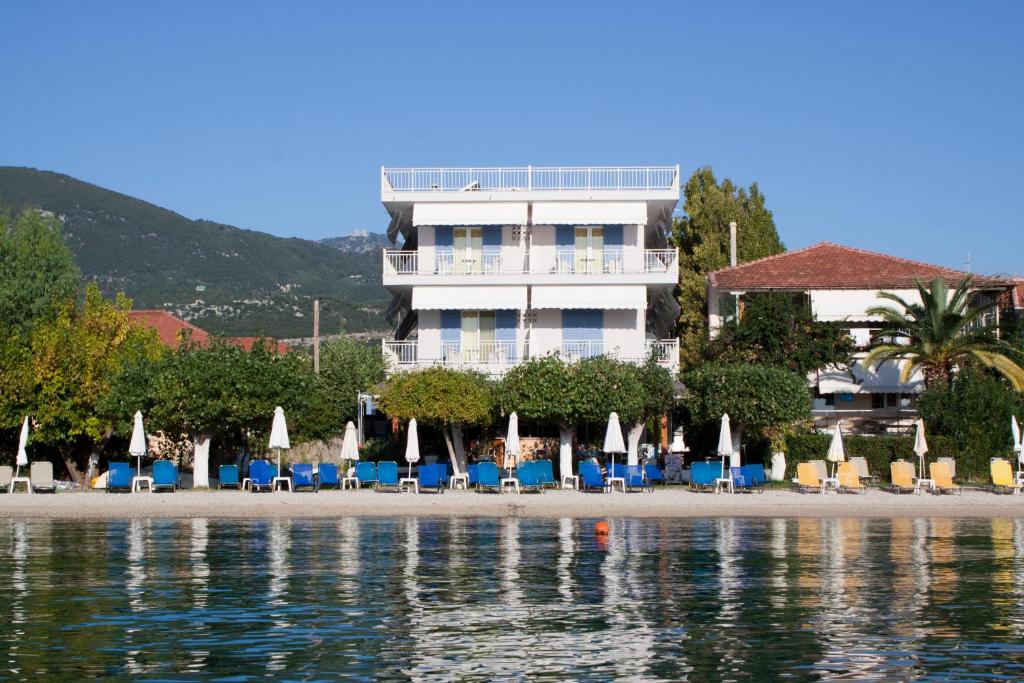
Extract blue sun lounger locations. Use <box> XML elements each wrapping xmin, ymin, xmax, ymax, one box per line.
<box><xmin>516</xmin><ymin>461</ymin><xmax>545</xmax><ymax>493</ymax></box>
<box><xmin>292</xmin><ymin>463</ymin><xmax>317</xmax><ymax>492</ymax></box>
<box><xmin>476</xmin><ymin>462</ymin><xmax>501</xmax><ymax>492</ymax></box>
<box><xmin>644</xmin><ymin>463</ymin><xmax>666</xmax><ymax>486</ymax></box>
<box><xmin>219</xmin><ymin>464</ymin><xmax>240</xmax><ymax>489</ymax></box>
<box><xmin>467</xmin><ymin>463</ymin><xmax>479</xmax><ymax>488</ymax></box>
<box><xmin>624</xmin><ymin>465</ymin><xmax>650</xmax><ymax>492</ymax></box>
<box><xmin>318</xmin><ymin>463</ymin><xmax>339</xmax><ymax>489</ymax></box>
<box><xmin>535</xmin><ymin>459</ymin><xmax>557</xmax><ymax>488</ymax></box>
<box><xmin>355</xmin><ymin>461</ymin><xmax>377</xmax><ymax>489</ymax></box>
<box><xmin>418</xmin><ymin>463</ymin><xmax>446</xmax><ymax>493</ymax></box>
<box><xmin>690</xmin><ymin>462</ymin><xmax>720</xmax><ymax>492</ymax></box>
<box><xmin>152</xmin><ymin>460</ymin><xmax>178</xmax><ymax>492</ymax></box>
<box><xmin>579</xmin><ymin>461</ymin><xmax>608</xmax><ymax>492</ymax></box>
<box><xmin>739</xmin><ymin>464</ymin><xmax>766</xmax><ymax>493</ymax></box>
<box><xmin>107</xmin><ymin>462</ymin><xmax>132</xmax><ymax>493</ymax></box>
<box><xmin>376</xmin><ymin>461</ymin><xmax>399</xmax><ymax>492</ymax></box>
<box><xmin>248</xmin><ymin>460</ymin><xmax>274</xmax><ymax>492</ymax></box>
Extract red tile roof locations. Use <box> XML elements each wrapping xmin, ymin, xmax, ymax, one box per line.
<box><xmin>129</xmin><ymin>310</ymin><xmax>288</xmax><ymax>353</ymax></box>
<box><xmin>230</xmin><ymin>336</ymin><xmax>289</xmax><ymax>355</ymax></box>
<box><xmin>708</xmin><ymin>242</ymin><xmax>1014</xmax><ymax>291</ymax></box>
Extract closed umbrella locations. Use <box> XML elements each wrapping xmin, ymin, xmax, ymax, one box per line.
<box><xmin>268</xmin><ymin>406</ymin><xmax>290</xmax><ymax>473</ymax></box>
<box><xmin>826</xmin><ymin>425</ymin><xmax>845</xmax><ymax>478</ymax></box>
<box><xmin>405</xmin><ymin>419</ymin><xmax>420</xmax><ymax>479</ymax></box>
<box><xmin>505</xmin><ymin>412</ymin><xmax>520</xmax><ymax>475</ymax></box>
<box><xmin>15</xmin><ymin>417</ymin><xmax>29</xmax><ymax>479</ymax></box>
<box><xmin>1012</xmin><ymin>415</ymin><xmax>1022</xmax><ymax>477</ymax></box>
<box><xmin>129</xmin><ymin>411</ymin><xmax>147</xmax><ymax>478</ymax></box>
<box><xmin>913</xmin><ymin>419</ymin><xmax>928</xmax><ymax>481</ymax></box>
<box><xmin>603</xmin><ymin>412</ymin><xmax>626</xmax><ymax>474</ymax></box>
<box><xmin>716</xmin><ymin>414</ymin><xmax>735</xmax><ymax>479</ymax></box>
<box><xmin>669</xmin><ymin>429</ymin><xmax>689</xmax><ymax>454</ymax></box>
<box><xmin>341</xmin><ymin>420</ymin><xmax>359</xmax><ymax>463</ymax></box>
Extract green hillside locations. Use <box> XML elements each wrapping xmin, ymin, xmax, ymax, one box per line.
<box><xmin>0</xmin><ymin>167</ymin><xmax>390</xmax><ymax>338</ymax></box>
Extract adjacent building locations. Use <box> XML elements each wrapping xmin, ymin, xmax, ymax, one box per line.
<box><xmin>379</xmin><ymin>166</ymin><xmax>682</xmax><ymax>376</ymax></box>
<box><xmin>707</xmin><ymin>242</ymin><xmax>1021</xmax><ymax>434</ymax></box>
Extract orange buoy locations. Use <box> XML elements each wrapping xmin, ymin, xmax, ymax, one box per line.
<box><xmin>595</xmin><ymin>521</ymin><xmax>610</xmax><ymax>536</ymax></box>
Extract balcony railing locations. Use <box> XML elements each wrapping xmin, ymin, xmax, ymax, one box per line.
<box><xmin>383</xmin><ymin>249</ymin><xmax>678</xmax><ymax>277</ymax></box>
<box><xmin>381</xmin><ymin>166</ymin><xmax>680</xmax><ymax>193</ymax></box>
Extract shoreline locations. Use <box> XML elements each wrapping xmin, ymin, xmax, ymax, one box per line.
<box><xmin>1</xmin><ymin>488</ymin><xmax>1024</xmax><ymax>519</ymax></box>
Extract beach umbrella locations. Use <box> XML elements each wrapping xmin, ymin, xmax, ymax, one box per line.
<box><xmin>1012</xmin><ymin>415</ymin><xmax>1022</xmax><ymax>476</ymax></box>
<box><xmin>826</xmin><ymin>424</ymin><xmax>845</xmax><ymax>478</ymax></box>
<box><xmin>268</xmin><ymin>406</ymin><xmax>290</xmax><ymax>473</ymax></box>
<box><xmin>15</xmin><ymin>417</ymin><xmax>29</xmax><ymax>479</ymax></box>
<box><xmin>913</xmin><ymin>418</ymin><xmax>928</xmax><ymax>480</ymax></box>
<box><xmin>716</xmin><ymin>414</ymin><xmax>735</xmax><ymax>479</ymax></box>
<box><xmin>669</xmin><ymin>429</ymin><xmax>689</xmax><ymax>454</ymax></box>
<box><xmin>129</xmin><ymin>411</ymin><xmax>147</xmax><ymax>478</ymax></box>
<box><xmin>603</xmin><ymin>412</ymin><xmax>626</xmax><ymax>474</ymax></box>
<box><xmin>505</xmin><ymin>412</ymin><xmax>520</xmax><ymax>475</ymax></box>
<box><xmin>405</xmin><ymin>419</ymin><xmax>420</xmax><ymax>479</ymax></box>
<box><xmin>341</xmin><ymin>421</ymin><xmax>359</xmax><ymax>462</ymax></box>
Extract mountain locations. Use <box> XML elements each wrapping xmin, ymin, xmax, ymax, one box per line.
<box><xmin>320</xmin><ymin>231</ymin><xmax>392</xmax><ymax>253</ymax></box>
<box><xmin>0</xmin><ymin>167</ymin><xmax>390</xmax><ymax>339</ymax></box>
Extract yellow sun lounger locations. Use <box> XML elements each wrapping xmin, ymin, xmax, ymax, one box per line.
<box><xmin>889</xmin><ymin>460</ymin><xmax>916</xmax><ymax>494</ymax></box>
<box><xmin>837</xmin><ymin>462</ymin><xmax>866</xmax><ymax>494</ymax></box>
<box><xmin>796</xmin><ymin>462</ymin><xmax>825</xmax><ymax>494</ymax></box>
<box><xmin>929</xmin><ymin>461</ymin><xmax>961</xmax><ymax>495</ymax></box>
<box><xmin>990</xmin><ymin>458</ymin><xmax>1022</xmax><ymax>495</ymax></box>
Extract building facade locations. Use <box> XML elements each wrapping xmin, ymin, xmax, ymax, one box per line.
<box><xmin>378</xmin><ymin>166</ymin><xmax>682</xmax><ymax>376</ymax></box>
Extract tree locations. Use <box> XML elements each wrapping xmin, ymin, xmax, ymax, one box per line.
<box><xmin>624</xmin><ymin>358</ymin><xmax>676</xmax><ymax>464</ymax></box>
<box><xmin>317</xmin><ymin>336</ymin><xmax>386</xmax><ymax>425</ymax></box>
<box><xmin>681</xmin><ymin>363</ymin><xmax>810</xmax><ymax>455</ymax></box>
<box><xmin>670</xmin><ymin>168</ymin><xmax>785</xmax><ymax>370</ymax></box>
<box><xmin>863</xmin><ymin>277</ymin><xmax>1024</xmax><ymax>391</ymax></box>
<box><xmin>707</xmin><ymin>293</ymin><xmax>855</xmax><ymax>374</ymax></box>
<box><xmin>377</xmin><ymin>367</ymin><xmax>493</xmax><ymax>475</ymax></box>
<box><xmin>0</xmin><ymin>209</ymin><xmax>80</xmax><ymax>334</ymax></box>
<box><xmin>498</xmin><ymin>355</ymin><xmax>643</xmax><ymax>477</ymax></box>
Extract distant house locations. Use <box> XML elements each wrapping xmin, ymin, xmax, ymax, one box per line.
<box><xmin>128</xmin><ymin>310</ymin><xmax>288</xmax><ymax>354</ymax></box>
<box><xmin>706</xmin><ymin>242</ymin><xmax>1021</xmax><ymax>435</ymax></box>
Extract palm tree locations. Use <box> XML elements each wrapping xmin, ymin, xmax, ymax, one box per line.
<box><xmin>862</xmin><ymin>277</ymin><xmax>1024</xmax><ymax>391</ymax></box>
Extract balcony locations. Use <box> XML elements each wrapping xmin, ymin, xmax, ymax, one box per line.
<box><xmin>382</xmin><ymin>339</ymin><xmax>679</xmax><ymax>376</ymax></box>
<box><xmin>383</xmin><ymin>248</ymin><xmax>678</xmax><ymax>279</ymax></box>
<box><xmin>382</xmin><ymin>166</ymin><xmax>680</xmax><ymax>194</ymax></box>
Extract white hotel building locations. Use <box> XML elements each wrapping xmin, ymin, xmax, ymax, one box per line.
<box><xmin>378</xmin><ymin>166</ymin><xmax>681</xmax><ymax>376</ymax></box>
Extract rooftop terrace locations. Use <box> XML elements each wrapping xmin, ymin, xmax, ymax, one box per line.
<box><xmin>381</xmin><ymin>166</ymin><xmax>680</xmax><ymax>194</ymax></box>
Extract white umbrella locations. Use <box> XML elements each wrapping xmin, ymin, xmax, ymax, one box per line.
<box><xmin>341</xmin><ymin>421</ymin><xmax>359</xmax><ymax>462</ymax></box>
<box><xmin>129</xmin><ymin>410</ymin><xmax>147</xmax><ymax>478</ymax></box>
<box><xmin>15</xmin><ymin>417</ymin><xmax>29</xmax><ymax>479</ymax></box>
<box><xmin>268</xmin><ymin>406</ymin><xmax>290</xmax><ymax>473</ymax></box>
<box><xmin>1012</xmin><ymin>415</ymin><xmax>1022</xmax><ymax>476</ymax></box>
<box><xmin>405</xmin><ymin>418</ymin><xmax>420</xmax><ymax>479</ymax></box>
<box><xmin>716</xmin><ymin>414</ymin><xmax>735</xmax><ymax>479</ymax></box>
<box><xmin>505</xmin><ymin>412</ymin><xmax>520</xmax><ymax>475</ymax></box>
<box><xmin>603</xmin><ymin>412</ymin><xmax>626</xmax><ymax>474</ymax></box>
<box><xmin>669</xmin><ymin>429</ymin><xmax>689</xmax><ymax>454</ymax></box>
<box><xmin>826</xmin><ymin>424</ymin><xmax>845</xmax><ymax>478</ymax></box>
<box><xmin>913</xmin><ymin>418</ymin><xmax>928</xmax><ymax>480</ymax></box>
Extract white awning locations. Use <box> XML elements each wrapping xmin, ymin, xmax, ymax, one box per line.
<box><xmin>531</xmin><ymin>285</ymin><xmax>647</xmax><ymax>310</ymax></box>
<box><xmin>531</xmin><ymin>201</ymin><xmax>647</xmax><ymax>226</ymax></box>
<box><xmin>412</xmin><ymin>202</ymin><xmax>527</xmax><ymax>226</ymax></box>
<box><xmin>412</xmin><ymin>285</ymin><xmax>527</xmax><ymax>310</ymax></box>
<box><xmin>816</xmin><ymin>360</ymin><xmax>926</xmax><ymax>394</ymax></box>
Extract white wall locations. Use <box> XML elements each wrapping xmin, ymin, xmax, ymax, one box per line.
<box><xmin>603</xmin><ymin>309</ymin><xmax>645</xmax><ymax>357</ymax></box>
<box><xmin>417</xmin><ymin>226</ymin><xmax>435</xmax><ymax>275</ymax></box>
<box><xmin>810</xmin><ymin>289</ymin><xmax>923</xmax><ymax>321</ymax></box>
<box><xmin>530</xmin><ymin>309</ymin><xmax>563</xmax><ymax>357</ymax></box>
<box><xmin>416</xmin><ymin>310</ymin><xmax>441</xmax><ymax>361</ymax></box>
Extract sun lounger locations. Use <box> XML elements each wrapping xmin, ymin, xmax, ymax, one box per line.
<box><xmin>107</xmin><ymin>462</ymin><xmax>132</xmax><ymax>493</ymax></box>
<box><xmin>740</xmin><ymin>464</ymin><xmax>766</xmax><ymax>492</ymax></box>
<box><xmin>796</xmin><ymin>462</ymin><xmax>825</xmax><ymax>494</ymax></box>
<box><xmin>248</xmin><ymin>460</ymin><xmax>274</xmax><ymax>492</ymax></box>
<box><xmin>579</xmin><ymin>461</ymin><xmax>608</xmax><ymax>492</ymax></box>
<box><xmin>644</xmin><ymin>463</ymin><xmax>666</xmax><ymax>486</ymax></box>
<box><xmin>152</xmin><ymin>460</ymin><xmax>178</xmax><ymax>492</ymax></box>
<box><xmin>0</xmin><ymin>466</ymin><xmax>11</xmax><ymax>492</ymax></box>
<box><xmin>476</xmin><ymin>461</ymin><xmax>501</xmax><ymax>492</ymax></box>
<box><xmin>937</xmin><ymin>456</ymin><xmax>957</xmax><ymax>480</ymax></box>
<box><xmin>849</xmin><ymin>456</ymin><xmax>877</xmax><ymax>486</ymax></box>
<box><xmin>291</xmin><ymin>463</ymin><xmax>317</xmax><ymax>492</ymax></box>
<box><xmin>318</xmin><ymin>463</ymin><xmax>339</xmax><ymax>489</ymax></box>
<box><xmin>990</xmin><ymin>458</ymin><xmax>1022</xmax><ymax>495</ymax></box>
<box><xmin>809</xmin><ymin>459</ymin><xmax>828</xmax><ymax>484</ymax></box>
<box><xmin>689</xmin><ymin>462</ymin><xmax>719</xmax><ymax>492</ymax></box>
<box><xmin>467</xmin><ymin>463</ymin><xmax>480</xmax><ymax>488</ymax></box>
<box><xmin>376</xmin><ymin>461</ymin><xmax>400</xmax><ymax>492</ymax></box>
<box><xmin>889</xmin><ymin>460</ymin><xmax>916</xmax><ymax>494</ymax></box>
<box><xmin>535</xmin><ymin>459</ymin><xmax>557</xmax><ymax>488</ymax></box>
<box><xmin>623</xmin><ymin>465</ymin><xmax>649</xmax><ymax>492</ymax></box>
<box><xmin>219</xmin><ymin>464</ymin><xmax>240</xmax><ymax>489</ymax></box>
<box><xmin>417</xmin><ymin>463</ymin><xmax>446</xmax><ymax>493</ymax></box>
<box><xmin>30</xmin><ymin>462</ymin><xmax>56</xmax><ymax>493</ymax></box>
<box><xmin>929</xmin><ymin>461</ymin><xmax>960</xmax><ymax>495</ymax></box>
<box><xmin>355</xmin><ymin>461</ymin><xmax>378</xmax><ymax>489</ymax></box>
<box><xmin>515</xmin><ymin>461</ymin><xmax>545</xmax><ymax>493</ymax></box>
<box><xmin>837</xmin><ymin>462</ymin><xmax>866</xmax><ymax>494</ymax></box>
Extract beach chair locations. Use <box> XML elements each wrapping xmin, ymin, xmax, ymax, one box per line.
<box><xmin>535</xmin><ymin>459</ymin><xmax>557</xmax><ymax>488</ymax></box>
<box><xmin>937</xmin><ymin>457</ymin><xmax>956</xmax><ymax>480</ymax></box>
<box><xmin>849</xmin><ymin>456</ymin><xmax>877</xmax><ymax>486</ymax></box>
<box><xmin>248</xmin><ymin>460</ymin><xmax>274</xmax><ymax>492</ymax></box>
<box><xmin>809</xmin><ymin>459</ymin><xmax>828</xmax><ymax>484</ymax></box>
<box><xmin>740</xmin><ymin>464</ymin><xmax>766</xmax><ymax>493</ymax></box>
<box><xmin>644</xmin><ymin>463</ymin><xmax>666</xmax><ymax>487</ymax></box>
<box><xmin>796</xmin><ymin>462</ymin><xmax>825</xmax><ymax>494</ymax></box>
<box><xmin>152</xmin><ymin>460</ymin><xmax>178</xmax><ymax>492</ymax></box>
<box><xmin>476</xmin><ymin>462</ymin><xmax>501</xmax><ymax>493</ymax></box>
<box><xmin>355</xmin><ymin>461</ymin><xmax>378</xmax><ymax>489</ymax></box>
<box><xmin>467</xmin><ymin>463</ymin><xmax>480</xmax><ymax>488</ymax></box>
<box><xmin>624</xmin><ymin>465</ymin><xmax>650</xmax><ymax>492</ymax></box>
<box><xmin>579</xmin><ymin>461</ymin><xmax>608</xmax><ymax>492</ymax></box>
<box><xmin>107</xmin><ymin>462</ymin><xmax>132</xmax><ymax>493</ymax></box>
<box><xmin>0</xmin><ymin>466</ymin><xmax>11</xmax><ymax>492</ymax></box>
<box><xmin>990</xmin><ymin>458</ymin><xmax>1022</xmax><ymax>495</ymax></box>
<box><xmin>516</xmin><ymin>461</ymin><xmax>544</xmax><ymax>493</ymax></box>
<box><xmin>30</xmin><ymin>462</ymin><xmax>56</xmax><ymax>493</ymax></box>
<box><xmin>219</xmin><ymin>464</ymin><xmax>240</xmax><ymax>489</ymax></box>
<box><xmin>729</xmin><ymin>466</ymin><xmax>748</xmax><ymax>493</ymax></box>
<box><xmin>291</xmin><ymin>463</ymin><xmax>317</xmax><ymax>492</ymax></box>
<box><xmin>418</xmin><ymin>463</ymin><xmax>446</xmax><ymax>493</ymax></box>
<box><xmin>837</xmin><ymin>462</ymin><xmax>866</xmax><ymax>494</ymax></box>
<box><xmin>929</xmin><ymin>461</ymin><xmax>960</xmax><ymax>495</ymax></box>
<box><xmin>376</xmin><ymin>461</ymin><xmax>400</xmax><ymax>492</ymax></box>
<box><xmin>889</xmin><ymin>460</ymin><xmax>916</xmax><ymax>494</ymax></box>
<box><xmin>689</xmin><ymin>462</ymin><xmax>719</xmax><ymax>492</ymax></box>
<box><xmin>318</xmin><ymin>463</ymin><xmax>340</xmax><ymax>490</ymax></box>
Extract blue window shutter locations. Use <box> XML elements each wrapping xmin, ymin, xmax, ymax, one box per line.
<box><xmin>440</xmin><ymin>310</ymin><xmax>460</xmax><ymax>345</ymax></box>
<box><xmin>561</xmin><ymin>310</ymin><xmax>580</xmax><ymax>339</ymax></box>
<box><xmin>582</xmin><ymin>309</ymin><xmax>603</xmax><ymax>342</ymax></box>
<box><xmin>435</xmin><ymin>227</ymin><xmax>454</xmax><ymax>247</ymax></box>
<box><xmin>556</xmin><ymin>225</ymin><xmax>574</xmax><ymax>247</ymax></box>
<box><xmin>604</xmin><ymin>225</ymin><xmax>623</xmax><ymax>247</ymax></box>
<box><xmin>483</xmin><ymin>226</ymin><xmax>501</xmax><ymax>249</ymax></box>
<box><xmin>495</xmin><ymin>310</ymin><xmax>517</xmax><ymax>358</ymax></box>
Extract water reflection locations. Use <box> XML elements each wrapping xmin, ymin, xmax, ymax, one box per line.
<box><xmin>0</xmin><ymin>517</ymin><xmax>1023</xmax><ymax>680</ymax></box>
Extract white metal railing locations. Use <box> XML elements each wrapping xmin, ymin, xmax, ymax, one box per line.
<box><xmin>645</xmin><ymin>339</ymin><xmax>679</xmax><ymax>368</ymax></box>
<box><xmin>384</xmin><ymin>248</ymin><xmax>677</xmax><ymax>277</ymax></box>
<box><xmin>383</xmin><ymin>251</ymin><xmax>418</xmax><ymax>275</ymax></box>
<box><xmin>643</xmin><ymin>249</ymin><xmax>678</xmax><ymax>273</ymax></box>
<box><xmin>382</xmin><ymin>166</ymin><xmax>680</xmax><ymax>193</ymax></box>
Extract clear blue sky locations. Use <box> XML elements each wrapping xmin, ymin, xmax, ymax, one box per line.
<box><xmin>2</xmin><ymin>1</ymin><xmax>1021</xmax><ymax>275</ymax></box>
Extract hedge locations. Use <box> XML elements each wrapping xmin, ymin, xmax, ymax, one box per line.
<box><xmin>782</xmin><ymin>434</ymin><xmax>994</xmax><ymax>483</ymax></box>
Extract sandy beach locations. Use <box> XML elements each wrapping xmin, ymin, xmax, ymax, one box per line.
<box><xmin>2</xmin><ymin>487</ymin><xmax>1024</xmax><ymax>519</ymax></box>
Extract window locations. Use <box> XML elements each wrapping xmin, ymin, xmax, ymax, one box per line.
<box><xmin>574</xmin><ymin>226</ymin><xmax>604</xmax><ymax>274</ymax></box>
<box><xmin>886</xmin><ymin>393</ymin><xmax>899</xmax><ymax>408</ymax></box>
<box><xmin>871</xmin><ymin>394</ymin><xmax>885</xmax><ymax>409</ymax></box>
<box><xmin>562</xmin><ymin>309</ymin><xmax>603</xmax><ymax>359</ymax></box>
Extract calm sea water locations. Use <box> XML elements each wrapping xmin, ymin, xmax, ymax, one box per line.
<box><xmin>1</xmin><ymin>516</ymin><xmax>1023</xmax><ymax>681</ymax></box>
